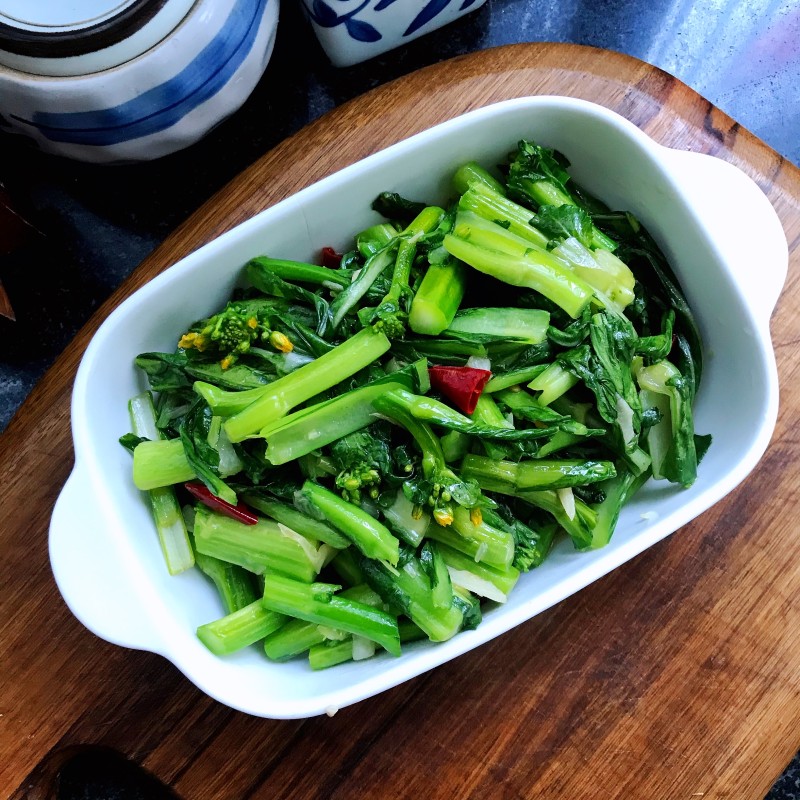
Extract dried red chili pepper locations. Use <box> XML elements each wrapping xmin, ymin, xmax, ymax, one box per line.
<box><xmin>321</xmin><ymin>246</ymin><xmax>343</xmax><ymax>269</ymax></box>
<box><xmin>428</xmin><ymin>365</ymin><xmax>492</xmax><ymax>415</ymax></box>
<box><xmin>184</xmin><ymin>482</ymin><xmax>259</xmax><ymax>525</ymax></box>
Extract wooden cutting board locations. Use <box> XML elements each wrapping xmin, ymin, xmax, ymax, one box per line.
<box><xmin>2</xmin><ymin>44</ymin><xmax>799</xmax><ymax>800</ymax></box>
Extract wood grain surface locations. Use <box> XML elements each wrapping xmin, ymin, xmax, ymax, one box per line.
<box><xmin>2</xmin><ymin>44</ymin><xmax>799</xmax><ymax>800</ymax></box>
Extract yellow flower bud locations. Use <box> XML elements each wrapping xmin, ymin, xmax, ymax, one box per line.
<box><xmin>269</xmin><ymin>331</ymin><xmax>294</xmax><ymax>353</ymax></box>
<box><xmin>433</xmin><ymin>507</ymin><xmax>454</xmax><ymax>527</ymax></box>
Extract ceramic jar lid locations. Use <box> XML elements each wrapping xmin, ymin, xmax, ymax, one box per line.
<box><xmin>0</xmin><ymin>0</ymin><xmax>197</xmax><ymax>76</ymax></box>
<box><xmin>0</xmin><ymin>0</ymin><xmax>140</xmax><ymax>32</ymax></box>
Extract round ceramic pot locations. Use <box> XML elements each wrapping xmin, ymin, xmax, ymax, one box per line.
<box><xmin>0</xmin><ymin>0</ymin><xmax>279</xmax><ymax>162</ymax></box>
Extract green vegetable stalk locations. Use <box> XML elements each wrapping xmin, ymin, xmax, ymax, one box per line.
<box><xmin>262</xmin><ymin>575</ymin><xmax>401</xmax><ymax>656</ymax></box>
<box><xmin>193</xmin><ymin>506</ymin><xmax>329</xmax><ymax>582</ymax></box>
<box><xmin>197</xmin><ymin>601</ymin><xmax>286</xmax><ymax>656</ymax></box>
<box><xmin>443</xmin><ymin>233</ymin><xmax>594</xmax><ymax>319</ymax></box>
<box><xmin>127</xmin><ymin>392</ymin><xmax>194</xmax><ymax>574</ymax></box>
<box><xmin>300</xmin><ymin>480</ymin><xmax>400</xmax><ymax>567</ymax></box>
<box><xmin>224</xmin><ymin>326</ymin><xmax>391</xmax><ymax>442</ymax></box>
<box><xmin>408</xmin><ymin>256</ymin><xmax>467</xmax><ymax>336</ymax></box>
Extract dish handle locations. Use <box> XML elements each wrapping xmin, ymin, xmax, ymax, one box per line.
<box><xmin>657</xmin><ymin>148</ymin><xmax>788</xmax><ymax>326</ymax></box>
<box><xmin>49</xmin><ymin>463</ymin><xmax>161</xmax><ymax>653</ymax></box>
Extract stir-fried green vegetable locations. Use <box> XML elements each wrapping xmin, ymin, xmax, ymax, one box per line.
<box><xmin>122</xmin><ymin>138</ymin><xmax>709</xmax><ymax>670</ymax></box>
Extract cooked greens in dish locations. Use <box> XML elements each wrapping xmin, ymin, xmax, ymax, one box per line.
<box><xmin>121</xmin><ymin>138</ymin><xmax>710</xmax><ymax>669</ymax></box>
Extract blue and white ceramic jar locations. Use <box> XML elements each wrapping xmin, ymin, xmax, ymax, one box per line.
<box><xmin>301</xmin><ymin>0</ymin><xmax>488</xmax><ymax>67</ymax></box>
<box><xmin>0</xmin><ymin>0</ymin><xmax>279</xmax><ymax>162</ymax></box>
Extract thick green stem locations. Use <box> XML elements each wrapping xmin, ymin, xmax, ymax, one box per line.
<box><xmin>458</xmin><ymin>183</ymin><xmax>550</xmax><ymax>249</ymax></box>
<box><xmin>300</xmin><ymin>481</ymin><xmax>400</xmax><ymax>566</ymax></box>
<box><xmin>444</xmin><ymin>305</ymin><xmax>549</xmax><ymax>344</ymax></box>
<box><xmin>443</xmin><ymin>234</ymin><xmax>593</xmax><ymax>319</ymax></box>
<box><xmin>197</xmin><ymin>600</ymin><xmax>286</xmax><ymax>656</ymax></box>
<box><xmin>262</xmin><ymin>575</ymin><xmax>401</xmax><ymax>656</ymax></box>
<box><xmin>471</xmin><ymin>393</ymin><xmax>512</xmax><ymax>460</ymax></box>
<box><xmin>357</xmin><ymin>222</ymin><xmax>398</xmax><ymax>257</ymax></box>
<box><xmin>359</xmin><ymin>555</ymin><xmax>464</xmax><ymax>642</ymax></box>
<box><xmin>223</xmin><ymin>327</ymin><xmax>391</xmax><ymax>442</ymax></box>
<box><xmin>264</xmin><ymin>618</ymin><xmax>325</xmax><ymax>661</ymax></box>
<box><xmin>460</xmin><ymin>453</ymin><xmax>616</xmax><ymax>491</ymax></box>
<box><xmin>453</xmin><ymin>209</ymin><xmax>550</xmax><ymax>260</ymax></box>
<box><xmin>408</xmin><ymin>256</ymin><xmax>467</xmax><ymax>335</ymax></box>
<box><xmin>552</xmin><ymin>239</ymin><xmax>635</xmax><ymax>309</ymax></box>
<box><xmin>528</xmin><ymin>362</ymin><xmax>580</xmax><ymax>406</ymax></box>
<box><xmin>193</xmin><ymin>507</ymin><xmax>327</xmax><ymax>582</ymax></box>
<box><xmin>246</xmin><ymin>256</ymin><xmax>350</xmax><ymax>288</ymax></box>
<box><xmin>452</xmin><ymin>161</ymin><xmax>506</xmax><ymax>196</ymax></box>
<box><xmin>128</xmin><ymin>392</ymin><xmax>194</xmax><ymax>574</ymax></box>
<box><xmin>132</xmin><ymin>437</ymin><xmax>195</xmax><ymax>490</ymax></box>
<box><xmin>426</xmin><ymin>506</ymin><xmax>515</xmax><ymax>570</ymax></box>
<box><xmin>241</xmin><ymin>496</ymin><xmax>349</xmax><ymax>549</ymax></box>
<box><xmin>194</xmin><ymin>382</ymin><xmax>276</xmax><ymax>418</ymax></box>
<box><xmin>381</xmin><ymin>489</ymin><xmax>431</xmax><ymax>548</ymax></box>
<box><xmin>511</xmin><ymin>176</ymin><xmax>617</xmax><ymax>252</ymax></box>
<box><xmin>193</xmin><ymin>547</ymin><xmax>258</xmax><ymax>615</ymax></box>
<box><xmin>263</xmin><ymin>584</ymin><xmax>380</xmax><ymax>661</ymax></box>
<box><xmin>309</xmin><ymin>639</ymin><xmax>355</xmax><ymax>669</ymax></box>
<box><xmin>440</xmin><ymin>430</ymin><xmax>471</xmax><ymax>463</ymax></box>
<box><xmin>437</xmin><ymin>543</ymin><xmax>520</xmax><ymax>603</ymax></box>
<box><xmin>485</xmin><ymin>365</ymin><xmax>549</xmax><ymax>393</ymax></box>
<box><xmin>259</xmin><ymin>379</ymin><xmax>408</xmax><ymax>465</ymax></box>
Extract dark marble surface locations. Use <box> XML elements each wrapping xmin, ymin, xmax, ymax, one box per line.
<box><xmin>1</xmin><ymin>0</ymin><xmax>797</xmax><ymax>797</ymax></box>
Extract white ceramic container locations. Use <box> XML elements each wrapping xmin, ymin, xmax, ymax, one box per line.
<box><xmin>49</xmin><ymin>96</ymin><xmax>787</xmax><ymax>718</ymax></box>
<box><xmin>0</xmin><ymin>0</ymin><xmax>279</xmax><ymax>162</ymax></box>
<box><xmin>301</xmin><ymin>0</ymin><xmax>488</xmax><ymax>66</ymax></box>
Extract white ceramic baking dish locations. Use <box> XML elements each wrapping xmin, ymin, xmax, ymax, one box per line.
<box><xmin>49</xmin><ymin>96</ymin><xmax>788</xmax><ymax>718</ymax></box>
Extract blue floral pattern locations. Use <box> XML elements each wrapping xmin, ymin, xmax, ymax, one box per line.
<box><xmin>404</xmin><ymin>0</ymin><xmax>452</xmax><ymax>36</ymax></box>
<box><xmin>306</xmin><ymin>0</ymin><xmax>382</xmax><ymax>42</ymax></box>
<box><xmin>305</xmin><ymin>0</ymin><xmax>478</xmax><ymax>44</ymax></box>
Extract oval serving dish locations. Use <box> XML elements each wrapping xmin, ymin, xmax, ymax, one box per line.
<box><xmin>49</xmin><ymin>96</ymin><xmax>787</xmax><ymax>718</ymax></box>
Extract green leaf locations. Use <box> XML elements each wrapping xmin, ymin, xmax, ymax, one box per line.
<box><xmin>636</xmin><ymin>310</ymin><xmax>675</xmax><ymax>360</ymax></box>
<box><xmin>532</xmin><ymin>204</ymin><xmax>595</xmax><ymax>249</ymax></box>
<box><xmin>179</xmin><ymin>400</ymin><xmax>237</xmax><ymax>505</ymax></box>
<box><xmin>557</xmin><ymin>345</ymin><xmax>617</xmax><ymax>423</ymax></box>
<box><xmin>590</xmin><ymin>311</ymin><xmax>641</xmax><ymax>420</ymax></box>
<box><xmin>119</xmin><ymin>433</ymin><xmax>148</xmax><ymax>453</ymax></box>
<box><xmin>547</xmin><ymin>307</ymin><xmax>591</xmax><ymax>348</ymax></box>
<box><xmin>245</xmin><ymin>258</ymin><xmax>333</xmax><ymax>338</ymax></box>
<box><xmin>508</xmin><ymin>139</ymin><xmax>572</xmax><ymax>195</ymax></box>
<box><xmin>371</xmin><ymin>192</ymin><xmax>426</xmax><ymax>223</ymax></box>
<box><xmin>135</xmin><ymin>352</ymin><xmax>191</xmax><ymax>392</ymax></box>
